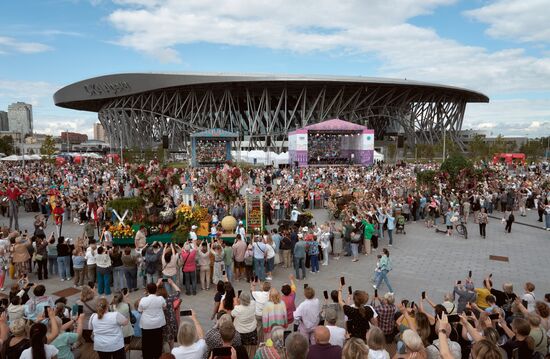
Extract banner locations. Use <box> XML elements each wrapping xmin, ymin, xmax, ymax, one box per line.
<box><xmin>246</xmin><ymin>193</ymin><xmax>263</xmax><ymax>235</ymax></box>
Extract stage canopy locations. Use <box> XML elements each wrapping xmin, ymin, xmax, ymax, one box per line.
<box><xmin>288</xmin><ymin>119</ymin><xmax>375</xmax><ymax>167</ymax></box>
<box><xmin>191</xmin><ymin>128</ymin><xmax>238</xmax><ymax>167</ymax></box>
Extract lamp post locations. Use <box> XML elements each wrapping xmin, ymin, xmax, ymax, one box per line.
<box><xmin>182</xmin><ymin>184</ymin><xmax>194</xmax><ymax>207</ymax></box>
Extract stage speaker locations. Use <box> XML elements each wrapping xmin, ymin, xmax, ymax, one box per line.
<box><xmin>162</xmin><ymin>135</ymin><xmax>169</xmax><ymax>149</ymax></box>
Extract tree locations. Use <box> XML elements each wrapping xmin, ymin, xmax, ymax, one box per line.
<box><xmin>440</xmin><ymin>152</ymin><xmax>473</xmax><ymax>188</ymax></box>
<box><xmin>0</xmin><ymin>136</ymin><xmax>15</xmax><ymax>155</ymax></box>
<box><xmin>468</xmin><ymin>134</ymin><xmax>489</xmax><ymax>160</ymax></box>
<box><xmin>434</xmin><ymin>134</ymin><xmax>460</xmax><ymax>159</ymax></box>
<box><xmin>416</xmin><ymin>143</ymin><xmax>436</xmax><ymax>160</ymax></box>
<box><xmin>40</xmin><ymin>135</ymin><xmax>57</xmax><ymax>161</ymax></box>
<box><xmin>387</xmin><ymin>143</ymin><xmax>397</xmax><ymax>163</ymax></box>
<box><xmin>489</xmin><ymin>135</ymin><xmax>507</xmax><ymax>155</ymax></box>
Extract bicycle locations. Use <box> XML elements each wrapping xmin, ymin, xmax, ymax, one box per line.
<box><xmin>434</xmin><ymin>217</ymin><xmax>468</xmax><ymax>239</ymax></box>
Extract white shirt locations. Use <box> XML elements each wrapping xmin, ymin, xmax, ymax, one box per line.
<box><xmin>251</xmin><ymin>291</ymin><xmax>270</xmax><ymax>317</ymax></box>
<box><xmin>293</xmin><ymin>298</ymin><xmax>320</xmax><ymax>330</ymax></box>
<box><xmin>172</xmin><ymin>339</ymin><xmax>207</xmax><ymax>359</ymax></box>
<box><xmin>522</xmin><ymin>292</ymin><xmax>536</xmax><ymax>312</ymax></box>
<box><xmin>291</xmin><ymin>210</ymin><xmax>300</xmax><ymax>221</ymax></box>
<box><xmin>20</xmin><ymin>344</ymin><xmax>59</xmax><ymax>359</ymax></box>
<box><xmin>85</xmin><ymin>247</ymin><xmax>97</xmax><ymax>265</ymax></box>
<box><xmin>265</xmin><ymin>244</ymin><xmax>275</xmax><ymax>259</ymax></box>
<box><xmin>327</xmin><ymin>325</ymin><xmax>346</xmax><ymax>347</ymax></box>
<box><xmin>368</xmin><ymin>349</ymin><xmax>391</xmax><ymax>359</ymax></box>
<box><xmin>89</xmin><ymin>312</ymin><xmax>126</xmax><ymax>353</ymax></box>
<box><xmin>231</xmin><ymin>302</ymin><xmax>257</xmax><ymax>333</ymax></box>
<box><xmin>139</xmin><ymin>294</ymin><xmax>166</xmax><ymax>329</ymax></box>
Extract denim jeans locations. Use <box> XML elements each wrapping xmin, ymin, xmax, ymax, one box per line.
<box><xmin>97</xmin><ymin>270</ymin><xmax>112</xmax><ymax>295</ymax></box>
<box><xmin>350</xmin><ymin>243</ymin><xmax>359</xmax><ymax>258</ymax></box>
<box><xmin>122</xmin><ymin>267</ymin><xmax>137</xmax><ymax>290</ymax></box>
<box><xmin>310</xmin><ymin>254</ymin><xmax>319</xmax><ymax>272</ymax></box>
<box><xmin>183</xmin><ymin>271</ymin><xmax>197</xmax><ymax>294</ymax></box>
<box><xmin>48</xmin><ymin>256</ymin><xmax>58</xmax><ymax>276</ymax></box>
<box><xmin>294</xmin><ymin>257</ymin><xmax>306</xmax><ymax>279</ymax></box>
<box><xmin>57</xmin><ymin>256</ymin><xmax>70</xmax><ymax>280</ymax></box>
<box><xmin>253</xmin><ymin>258</ymin><xmax>266</xmax><ymax>281</ymax></box>
<box><xmin>112</xmin><ymin>266</ymin><xmax>126</xmax><ymax>292</ymax></box>
<box><xmin>545</xmin><ymin>213</ymin><xmax>550</xmax><ymax>229</ymax></box>
<box><xmin>146</xmin><ymin>272</ymin><xmax>159</xmax><ymax>284</ymax></box>
<box><xmin>343</xmin><ymin>240</ymin><xmax>351</xmax><ymax>256</ymax></box>
<box><xmin>375</xmin><ymin>269</ymin><xmax>393</xmax><ymax>292</ymax></box>
<box><xmin>387</xmin><ymin>230</ymin><xmax>393</xmax><ymax>245</ymax></box>
<box><xmin>163</xmin><ymin>274</ymin><xmax>177</xmax><ymax>294</ymax></box>
<box><xmin>225</xmin><ymin>263</ymin><xmax>234</xmax><ymax>282</ymax></box>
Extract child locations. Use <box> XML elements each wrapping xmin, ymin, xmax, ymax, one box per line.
<box><xmin>72</xmin><ymin>250</ymin><xmax>86</xmax><ymax>288</ymax></box>
<box><xmin>372</xmin><ymin>254</ymin><xmax>382</xmax><ymax>285</ymax></box>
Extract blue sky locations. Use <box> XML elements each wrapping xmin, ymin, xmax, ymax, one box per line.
<box><xmin>1</xmin><ymin>0</ymin><xmax>549</xmax><ymax>137</ymax></box>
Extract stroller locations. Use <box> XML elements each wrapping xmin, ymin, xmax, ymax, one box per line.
<box><xmin>395</xmin><ymin>212</ymin><xmax>406</xmax><ymax>234</ymax></box>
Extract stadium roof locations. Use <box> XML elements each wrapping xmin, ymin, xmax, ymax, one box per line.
<box><xmin>54</xmin><ymin>72</ymin><xmax>489</xmax><ymax>112</ymax></box>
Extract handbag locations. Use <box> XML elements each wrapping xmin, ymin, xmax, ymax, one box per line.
<box><xmin>34</xmin><ymin>254</ymin><xmax>44</xmax><ymax>261</ymax></box>
<box><xmin>127</xmin><ymin>303</ymin><xmax>136</xmax><ymax>324</ymax></box>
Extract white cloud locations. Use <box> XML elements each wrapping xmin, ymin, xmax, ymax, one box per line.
<box><xmin>0</xmin><ymin>80</ymin><xmax>58</xmax><ymax>108</ymax></box>
<box><xmin>104</xmin><ymin>0</ymin><xmax>550</xmax><ymax>96</ymax></box>
<box><xmin>464</xmin><ymin>98</ymin><xmax>550</xmax><ymax>136</ymax></box>
<box><xmin>0</xmin><ymin>36</ymin><xmax>51</xmax><ymax>54</ymax></box>
<box><xmin>465</xmin><ymin>0</ymin><xmax>550</xmax><ymax>43</ymax></box>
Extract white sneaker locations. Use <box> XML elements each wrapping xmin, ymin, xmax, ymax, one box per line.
<box><xmin>61</xmin><ymin>279</ymin><xmax>65</xmax><ymax>282</ymax></box>
<box><xmin>266</xmin><ymin>277</ymin><xmax>273</xmax><ymax>280</ymax></box>
<box><xmin>67</xmin><ymin>277</ymin><xmax>72</xmax><ymax>281</ymax></box>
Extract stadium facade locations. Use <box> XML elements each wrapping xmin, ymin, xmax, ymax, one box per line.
<box><xmin>53</xmin><ymin>73</ymin><xmax>489</xmax><ymax>152</ymax></box>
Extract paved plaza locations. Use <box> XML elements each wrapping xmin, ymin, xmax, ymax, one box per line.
<box><xmin>2</xmin><ymin>206</ymin><xmax>549</xmax><ymax>334</ymax></box>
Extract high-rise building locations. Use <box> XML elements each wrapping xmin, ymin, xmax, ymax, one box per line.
<box><xmin>7</xmin><ymin>102</ymin><xmax>33</xmax><ymax>136</ymax></box>
<box><xmin>0</xmin><ymin>111</ymin><xmax>8</xmax><ymax>131</ymax></box>
<box><xmin>93</xmin><ymin>122</ymin><xmax>106</xmax><ymax>142</ymax></box>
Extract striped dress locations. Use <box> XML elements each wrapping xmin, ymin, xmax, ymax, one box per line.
<box><xmin>262</xmin><ymin>301</ymin><xmax>288</xmax><ymax>334</ymax></box>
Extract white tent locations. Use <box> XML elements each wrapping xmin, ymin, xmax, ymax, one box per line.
<box><xmin>0</xmin><ymin>155</ymin><xmax>21</xmax><ymax>161</ymax></box>
<box><xmin>373</xmin><ymin>150</ymin><xmax>384</xmax><ymax>162</ymax></box>
<box><xmin>29</xmin><ymin>154</ymin><xmax>42</xmax><ymax>160</ymax></box>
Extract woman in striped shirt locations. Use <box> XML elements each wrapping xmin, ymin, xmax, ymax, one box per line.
<box><xmin>262</xmin><ymin>288</ymin><xmax>287</xmax><ymax>339</ymax></box>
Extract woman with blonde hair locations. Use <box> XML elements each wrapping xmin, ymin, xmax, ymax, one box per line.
<box><xmin>89</xmin><ymin>297</ymin><xmax>128</xmax><ymax>359</ymax></box>
<box><xmin>254</xmin><ymin>325</ymin><xmax>287</xmax><ymax>359</ymax></box>
<box><xmin>393</xmin><ymin>329</ymin><xmax>427</xmax><ymax>358</ymax></box>
<box><xmin>367</xmin><ymin>326</ymin><xmax>390</xmax><ymax>359</ymax></box>
<box><xmin>262</xmin><ymin>288</ymin><xmax>287</xmax><ymax>338</ymax></box>
<box><xmin>342</xmin><ymin>337</ymin><xmax>369</xmax><ymax>359</ymax></box>
<box><xmin>171</xmin><ymin>310</ymin><xmax>205</xmax><ymax>359</ymax></box>
<box><xmin>76</xmin><ymin>285</ymin><xmax>97</xmax><ymax>343</ymax></box>
<box><xmin>231</xmin><ymin>292</ymin><xmax>257</xmax><ymax>359</ymax></box>
<box><xmin>110</xmin><ymin>290</ymin><xmax>134</xmax><ymax>345</ymax></box>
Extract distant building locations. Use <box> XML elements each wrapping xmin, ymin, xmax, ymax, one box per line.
<box><xmin>61</xmin><ymin>131</ymin><xmax>88</xmax><ymax>144</ymax></box>
<box><xmin>7</xmin><ymin>102</ymin><xmax>33</xmax><ymax>136</ymax></box>
<box><xmin>93</xmin><ymin>123</ymin><xmax>107</xmax><ymax>142</ymax></box>
<box><xmin>0</xmin><ymin>111</ymin><xmax>8</xmax><ymax>131</ymax></box>
<box><xmin>72</xmin><ymin>139</ymin><xmax>110</xmax><ymax>152</ymax></box>
<box><xmin>458</xmin><ymin>130</ymin><xmax>527</xmax><ymax>151</ymax></box>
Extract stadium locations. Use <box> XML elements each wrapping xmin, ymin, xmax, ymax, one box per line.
<box><xmin>53</xmin><ymin>73</ymin><xmax>489</xmax><ymax>152</ymax></box>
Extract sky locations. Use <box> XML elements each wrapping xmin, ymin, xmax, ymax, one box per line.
<box><xmin>0</xmin><ymin>0</ymin><xmax>549</xmax><ymax>138</ymax></box>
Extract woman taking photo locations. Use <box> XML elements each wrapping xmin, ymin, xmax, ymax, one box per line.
<box><xmin>20</xmin><ymin>312</ymin><xmax>60</xmax><ymax>359</ymax></box>
<box><xmin>156</xmin><ymin>278</ymin><xmax>182</xmax><ymax>350</ymax></box>
<box><xmin>121</xmin><ymin>247</ymin><xmax>138</xmax><ymax>292</ymax></box>
<box><xmin>111</xmin><ymin>291</ymin><xmax>135</xmax><ymax>346</ymax></box>
<box><xmin>56</xmin><ymin>236</ymin><xmax>71</xmax><ymax>281</ymax></box>
<box><xmin>89</xmin><ymin>297</ymin><xmax>129</xmax><ymax>359</ymax></box>
<box><xmin>139</xmin><ymin>282</ymin><xmax>167</xmax><ymax>359</ymax></box>
<box><xmin>76</xmin><ymin>285</ymin><xmax>97</xmax><ymax>344</ymax></box>
<box><xmin>95</xmin><ymin>246</ymin><xmax>112</xmax><ymax>296</ymax></box>
<box><xmin>262</xmin><ymin>288</ymin><xmax>287</xmax><ymax>339</ymax></box>
<box><xmin>231</xmin><ymin>292</ymin><xmax>257</xmax><ymax>359</ymax></box>
<box><xmin>170</xmin><ymin>310</ymin><xmax>206</xmax><ymax>359</ymax></box>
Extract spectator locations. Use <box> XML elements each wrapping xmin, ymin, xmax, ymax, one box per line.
<box><xmin>254</xmin><ymin>325</ymin><xmax>287</xmax><ymax>358</ymax></box>
<box><xmin>47</xmin><ymin>236</ymin><xmax>58</xmax><ymax>277</ymax></box>
<box><xmin>179</xmin><ymin>242</ymin><xmax>198</xmax><ymax>296</ymax></box>
<box><xmin>157</xmin><ymin>279</ymin><xmax>182</xmax><ymax>350</ymax></box>
<box><xmin>197</xmin><ymin>242</ymin><xmax>211</xmax><ymax>291</ymax></box>
<box><xmin>171</xmin><ymin>311</ymin><xmax>206</xmax><ymax>359</ymax></box>
<box><xmin>161</xmin><ymin>243</ymin><xmax>179</xmax><ymax>295</ymax></box>
<box><xmin>285</xmin><ymin>332</ymin><xmax>309</xmax><ymax>359</ymax></box>
<box><xmin>110</xmin><ymin>291</ymin><xmax>135</xmax><ymax>346</ymax></box>
<box><xmin>366</xmin><ymin>326</ymin><xmax>390</xmax><ymax>359</ymax></box>
<box><xmin>281</xmin><ymin>275</ymin><xmax>297</xmax><ymax>326</ymax></box>
<box><xmin>251</xmin><ymin>280</ymin><xmax>271</xmax><ymax>342</ymax></box>
<box><xmin>342</xmin><ymin>337</ymin><xmax>369</xmax><ymax>359</ymax></box>
<box><xmin>50</xmin><ymin>314</ymin><xmax>84</xmax><ymax>359</ymax></box>
<box><xmin>323</xmin><ymin>307</ymin><xmax>345</xmax><ymax>347</ymax></box>
<box><xmin>231</xmin><ymin>292</ymin><xmax>257</xmax><ymax>358</ymax></box>
<box><xmin>293</xmin><ymin>235</ymin><xmax>307</xmax><ymax>280</ymax></box>
<box><xmin>5</xmin><ymin>318</ymin><xmax>31</xmax><ymax>359</ymax></box>
<box><xmin>498</xmin><ymin>317</ymin><xmax>535</xmax><ymax>359</ymax></box>
<box><xmin>262</xmin><ymin>288</ymin><xmax>287</xmax><ymax>338</ymax></box>
<box><xmin>24</xmin><ymin>284</ymin><xmax>55</xmax><ymax>321</ymax></box>
<box><xmin>203</xmin><ymin>313</ymin><xmax>242</xmax><ymax>359</ymax></box>
<box><xmin>72</xmin><ymin>249</ymin><xmax>86</xmax><ymax>288</ymax></box>
<box><xmin>76</xmin><ymin>285</ymin><xmax>97</xmax><ymax>344</ymax></box>
<box><xmin>56</xmin><ymin>236</ymin><xmax>71</xmax><ymax>282</ymax></box>
<box><xmin>95</xmin><ymin>246</ymin><xmax>112</xmax><ymax>296</ymax></box>
<box><xmin>522</xmin><ymin>282</ymin><xmax>537</xmax><ymax>312</ymax></box>
<box><xmin>121</xmin><ymin>246</ymin><xmax>138</xmax><ymax>292</ymax></box>
<box><xmin>306</xmin><ymin>326</ymin><xmax>341</xmax><ymax>359</ymax></box>
<box><xmin>89</xmin><ymin>297</ymin><xmax>128</xmax><ymax>359</ymax></box>
<box><xmin>338</xmin><ymin>288</ymin><xmax>374</xmax><ymax>340</ymax></box>
<box><xmin>139</xmin><ymin>282</ymin><xmax>167</xmax><ymax>359</ymax></box>
<box><xmin>20</xmin><ymin>317</ymin><xmax>60</xmax><ymax>359</ymax></box>
<box><xmin>294</xmin><ymin>287</ymin><xmax>320</xmax><ymax>343</ymax></box>
<box><xmin>425</xmin><ymin>319</ymin><xmax>461</xmax><ymax>359</ymax></box>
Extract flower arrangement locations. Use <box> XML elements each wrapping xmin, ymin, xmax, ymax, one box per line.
<box><xmin>208</xmin><ymin>163</ymin><xmax>245</xmax><ymax>204</ymax></box>
<box><xmin>110</xmin><ymin>224</ymin><xmax>135</xmax><ymax>239</ymax></box>
<box><xmin>175</xmin><ymin>204</ymin><xmax>211</xmax><ymax>235</ymax></box>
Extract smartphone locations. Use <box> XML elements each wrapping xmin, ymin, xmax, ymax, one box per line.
<box><xmin>318</xmin><ymin>319</ymin><xmax>325</xmax><ymax>326</ymax></box>
<box><xmin>522</xmin><ymin>300</ymin><xmax>528</xmax><ymax>308</ymax></box>
<box><xmin>237</xmin><ymin>290</ymin><xmax>242</xmax><ymax>297</ymax></box>
<box><xmin>293</xmin><ymin>323</ymin><xmax>299</xmax><ymax>332</ymax></box>
<box><xmin>27</xmin><ymin>282</ymin><xmax>34</xmax><ymax>287</ymax></box>
<box><xmin>211</xmin><ymin>347</ymin><xmax>232</xmax><ymax>357</ymax></box>
<box><xmin>284</xmin><ymin>330</ymin><xmax>292</xmax><ymax>342</ymax></box>
<box><xmin>323</xmin><ymin>290</ymin><xmax>329</xmax><ymax>300</ymax></box>
<box><xmin>457</xmin><ymin>280</ymin><xmax>462</xmax><ymax>285</ymax></box>
<box><xmin>348</xmin><ymin>286</ymin><xmax>353</xmax><ymax>295</ymax></box>
<box><xmin>304</xmin><ymin>283</ymin><xmax>308</xmax><ymax>289</ymax></box>
<box><xmin>448</xmin><ymin>314</ymin><xmax>460</xmax><ymax>323</ymax></box>
<box><xmin>464</xmin><ymin>309</ymin><xmax>472</xmax><ymax>316</ymax></box>
<box><xmin>489</xmin><ymin>313</ymin><xmax>500</xmax><ymax>320</ymax></box>
<box><xmin>179</xmin><ymin>310</ymin><xmax>192</xmax><ymax>316</ymax></box>
<box><xmin>468</xmin><ymin>270</ymin><xmax>472</xmax><ymax>278</ymax></box>
<box><xmin>410</xmin><ymin>301</ymin><xmax>415</xmax><ymax>309</ymax></box>
<box><xmin>374</xmin><ymin>289</ymin><xmax>378</xmax><ymax>298</ymax></box>
<box><xmin>340</xmin><ymin>277</ymin><xmax>345</xmax><ymax>286</ymax></box>
<box><xmin>422</xmin><ymin>291</ymin><xmax>426</xmax><ymax>300</ymax></box>
<box><xmin>254</xmin><ymin>275</ymin><xmax>259</xmax><ymax>282</ymax></box>
<box><xmin>122</xmin><ymin>288</ymin><xmax>128</xmax><ymax>295</ymax></box>
<box><xmin>489</xmin><ymin>273</ymin><xmax>493</xmax><ymax>278</ymax></box>
<box><xmin>1</xmin><ymin>298</ymin><xmax>8</xmax><ymax>307</ymax></box>
<box><xmin>222</xmin><ymin>270</ymin><xmax>226</xmax><ymax>276</ymax></box>
<box><xmin>162</xmin><ymin>278</ymin><xmax>168</xmax><ymax>283</ymax></box>
<box><xmin>78</xmin><ymin>305</ymin><xmax>83</xmax><ymax>314</ymax></box>
<box><xmin>44</xmin><ymin>305</ymin><xmax>50</xmax><ymax>317</ymax></box>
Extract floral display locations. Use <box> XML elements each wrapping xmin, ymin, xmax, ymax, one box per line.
<box><xmin>175</xmin><ymin>204</ymin><xmax>210</xmax><ymax>235</ymax></box>
<box><xmin>208</xmin><ymin>163</ymin><xmax>245</xmax><ymax>204</ymax></box>
<box><xmin>109</xmin><ymin>224</ymin><xmax>135</xmax><ymax>239</ymax></box>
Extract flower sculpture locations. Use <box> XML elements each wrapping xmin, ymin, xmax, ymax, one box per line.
<box><xmin>208</xmin><ymin>163</ymin><xmax>245</xmax><ymax>205</ymax></box>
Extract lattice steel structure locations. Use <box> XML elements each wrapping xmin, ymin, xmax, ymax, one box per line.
<box><xmin>54</xmin><ymin>73</ymin><xmax>488</xmax><ymax>151</ymax></box>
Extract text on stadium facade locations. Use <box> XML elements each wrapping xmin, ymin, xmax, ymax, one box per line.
<box><xmin>83</xmin><ymin>81</ymin><xmax>131</xmax><ymax>96</ymax></box>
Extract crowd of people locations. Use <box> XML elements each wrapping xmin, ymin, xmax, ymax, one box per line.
<box><xmin>0</xmin><ymin>157</ymin><xmax>547</xmax><ymax>359</ymax></box>
<box><xmin>196</xmin><ymin>140</ymin><xmax>228</xmax><ymax>165</ymax></box>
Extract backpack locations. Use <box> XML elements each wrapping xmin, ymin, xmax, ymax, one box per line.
<box><xmin>145</xmin><ymin>251</ymin><xmax>158</xmax><ymax>274</ymax></box>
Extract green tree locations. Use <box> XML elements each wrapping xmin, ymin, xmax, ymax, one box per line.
<box><xmin>434</xmin><ymin>134</ymin><xmax>460</xmax><ymax>159</ymax></box>
<box><xmin>0</xmin><ymin>136</ymin><xmax>15</xmax><ymax>155</ymax></box>
<box><xmin>40</xmin><ymin>135</ymin><xmax>57</xmax><ymax>162</ymax></box>
<box><xmin>387</xmin><ymin>143</ymin><xmax>396</xmax><ymax>163</ymax></box>
<box><xmin>416</xmin><ymin>143</ymin><xmax>436</xmax><ymax>160</ymax></box>
<box><xmin>440</xmin><ymin>152</ymin><xmax>473</xmax><ymax>188</ymax></box>
<box><xmin>489</xmin><ymin>135</ymin><xmax>507</xmax><ymax>155</ymax></box>
<box><xmin>468</xmin><ymin>134</ymin><xmax>489</xmax><ymax>160</ymax></box>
